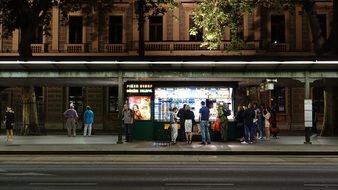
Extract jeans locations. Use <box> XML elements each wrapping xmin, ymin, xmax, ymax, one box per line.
<box><xmin>124</xmin><ymin>123</ymin><xmax>133</xmax><ymax>142</ymax></box>
<box><xmin>83</xmin><ymin>123</ymin><xmax>92</xmax><ymax>136</ymax></box>
<box><xmin>256</xmin><ymin>119</ymin><xmax>263</xmax><ymax>138</ymax></box>
<box><xmin>171</xmin><ymin>123</ymin><xmax>178</xmax><ymax>142</ymax></box>
<box><xmin>244</xmin><ymin>123</ymin><xmax>255</xmax><ymax>142</ymax></box>
<box><xmin>200</xmin><ymin>120</ymin><xmax>211</xmax><ymax>143</ymax></box>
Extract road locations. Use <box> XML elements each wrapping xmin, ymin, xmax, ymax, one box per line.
<box><xmin>1</xmin><ymin>156</ymin><xmax>338</xmax><ymax>190</ymax></box>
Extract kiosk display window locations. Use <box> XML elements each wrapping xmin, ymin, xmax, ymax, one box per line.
<box><xmin>154</xmin><ymin>87</ymin><xmax>233</xmax><ymax>122</ymax></box>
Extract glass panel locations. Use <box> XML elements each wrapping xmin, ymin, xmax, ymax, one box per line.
<box><xmin>109</xmin><ymin>87</ymin><xmax>118</xmax><ymax>112</ymax></box>
<box><xmin>69</xmin><ymin>87</ymin><xmax>83</xmax><ymax>115</ymax></box>
<box><xmin>273</xmin><ymin>87</ymin><xmax>286</xmax><ymax>113</ymax></box>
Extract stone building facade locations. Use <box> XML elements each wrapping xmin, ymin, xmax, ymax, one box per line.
<box><xmin>0</xmin><ymin>0</ymin><xmax>333</xmax><ymax>132</ymax></box>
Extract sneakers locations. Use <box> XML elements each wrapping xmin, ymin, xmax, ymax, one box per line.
<box><xmin>241</xmin><ymin>141</ymin><xmax>249</xmax><ymax>144</ymax></box>
<box><xmin>201</xmin><ymin>142</ymin><xmax>206</xmax><ymax>145</ymax></box>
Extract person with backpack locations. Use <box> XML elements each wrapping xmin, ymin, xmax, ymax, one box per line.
<box><xmin>217</xmin><ymin>104</ymin><xmax>229</xmax><ymax>142</ymax></box>
<box><xmin>122</xmin><ymin>103</ymin><xmax>134</xmax><ymax>142</ymax></box>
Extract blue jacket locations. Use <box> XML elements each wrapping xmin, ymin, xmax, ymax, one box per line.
<box><xmin>84</xmin><ymin>110</ymin><xmax>94</xmax><ymax>124</ymax></box>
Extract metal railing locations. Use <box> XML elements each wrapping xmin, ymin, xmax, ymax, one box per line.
<box><xmin>64</xmin><ymin>44</ymin><xmax>84</xmax><ymax>53</ymax></box>
<box><xmin>269</xmin><ymin>43</ymin><xmax>290</xmax><ymax>52</ymax></box>
<box><xmin>104</xmin><ymin>44</ymin><xmax>125</xmax><ymax>53</ymax></box>
<box><xmin>31</xmin><ymin>44</ymin><xmax>44</xmax><ymax>53</ymax></box>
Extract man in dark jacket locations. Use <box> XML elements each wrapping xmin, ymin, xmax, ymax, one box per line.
<box><xmin>177</xmin><ymin>104</ymin><xmax>186</xmax><ymax>141</ymax></box>
<box><xmin>242</xmin><ymin>103</ymin><xmax>256</xmax><ymax>144</ymax></box>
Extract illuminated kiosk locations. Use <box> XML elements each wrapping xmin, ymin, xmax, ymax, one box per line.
<box><xmin>125</xmin><ymin>82</ymin><xmax>237</xmax><ymax>141</ymax></box>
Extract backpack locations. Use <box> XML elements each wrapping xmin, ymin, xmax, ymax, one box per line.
<box><xmin>224</xmin><ymin>108</ymin><xmax>231</xmax><ymax>116</ymax></box>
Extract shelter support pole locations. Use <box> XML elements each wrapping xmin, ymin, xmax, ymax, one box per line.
<box><xmin>117</xmin><ymin>72</ymin><xmax>124</xmax><ymax>144</ymax></box>
<box><xmin>304</xmin><ymin>71</ymin><xmax>312</xmax><ymax>144</ymax></box>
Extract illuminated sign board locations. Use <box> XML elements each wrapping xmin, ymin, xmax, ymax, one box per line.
<box><xmin>126</xmin><ymin>84</ymin><xmax>153</xmax><ymax>94</ymax></box>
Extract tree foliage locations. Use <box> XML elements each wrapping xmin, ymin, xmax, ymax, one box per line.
<box><xmin>0</xmin><ymin>0</ymin><xmax>116</xmax><ymax>60</ymax></box>
<box><xmin>0</xmin><ymin>0</ymin><xmax>56</xmax><ymax>38</ymax></box>
<box><xmin>190</xmin><ymin>0</ymin><xmax>295</xmax><ymax>51</ymax></box>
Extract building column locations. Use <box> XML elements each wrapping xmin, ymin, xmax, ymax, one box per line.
<box><xmin>12</xmin><ymin>29</ymin><xmax>19</xmax><ymax>53</ymax></box>
<box><xmin>295</xmin><ymin>4</ymin><xmax>303</xmax><ymax>51</ymax></box>
<box><xmin>51</xmin><ymin>6</ymin><xmax>59</xmax><ymax>52</ymax></box>
<box><xmin>92</xmin><ymin>22</ymin><xmax>99</xmax><ymax>52</ymax></box>
<box><xmin>172</xmin><ymin>7</ymin><xmax>179</xmax><ymax>41</ymax></box>
<box><xmin>254</xmin><ymin>8</ymin><xmax>261</xmax><ymax>42</ymax></box>
<box><xmin>0</xmin><ymin>24</ymin><xmax>2</xmax><ymax>52</ymax></box>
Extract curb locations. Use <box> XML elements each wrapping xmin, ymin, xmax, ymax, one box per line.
<box><xmin>1</xmin><ymin>150</ymin><xmax>338</xmax><ymax>156</ymax></box>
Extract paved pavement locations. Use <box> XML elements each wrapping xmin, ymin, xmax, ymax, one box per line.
<box><xmin>0</xmin><ymin>134</ymin><xmax>338</xmax><ymax>155</ymax></box>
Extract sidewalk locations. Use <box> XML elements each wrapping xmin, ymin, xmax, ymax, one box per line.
<box><xmin>0</xmin><ymin>135</ymin><xmax>338</xmax><ymax>155</ymax></box>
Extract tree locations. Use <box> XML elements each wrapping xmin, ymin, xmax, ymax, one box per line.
<box><xmin>0</xmin><ymin>0</ymin><xmax>57</xmax><ymax>60</ymax></box>
<box><xmin>0</xmin><ymin>0</ymin><xmax>116</xmax><ymax>135</ymax></box>
<box><xmin>190</xmin><ymin>0</ymin><xmax>338</xmax><ymax>54</ymax></box>
<box><xmin>190</xmin><ymin>0</ymin><xmax>294</xmax><ymax>51</ymax></box>
<box><xmin>0</xmin><ymin>0</ymin><xmax>116</xmax><ymax>60</ymax></box>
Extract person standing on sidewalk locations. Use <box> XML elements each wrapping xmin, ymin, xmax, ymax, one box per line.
<box><xmin>242</xmin><ymin>103</ymin><xmax>255</xmax><ymax>144</ymax></box>
<box><xmin>170</xmin><ymin>107</ymin><xmax>178</xmax><ymax>144</ymax></box>
<box><xmin>177</xmin><ymin>104</ymin><xmax>187</xmax><ymax>141</ymax></box>
<box><xmin>122</xmin><ymin>103</ymin><xmax>134</xmax><ymax>142</ymax></box>
<box><xmin>235</xmin><ymin>105</ymin><xmax>245</xmax><ymax>141</ymax></box>
<box><xmin>217</xmin><ymin>104</ymin><xmax>228</xmax><ymax>142</ymax></box>
<box><xmin>183</xmin><ymin>105</ymin><xmax>195</xmax><ymax>144</ymax></box>
<box><xmin>83</xmin><ymin>106</ymin><xmax>94</xmax><ymax>137</ymax></box>
<box><xmin>3</xmin><ymin>106</ymin><xmax>15</xmax><ymax>142</ymax></box>
<box><xmin>64</xmin><ymin>104</ymin><xmax>78</xmax><ymax>137</ymax></box>
<box><xmin>253</xmin><ymin>103</ymin><xmax>263</xmax><ymax>140</ymax></box>
<box><xmin>199</xmin><ymin>101</ymin><xmax>211</xmax><ymax>145</ymax></box>
<box><xmin>263</xmin><ymin>107</ymin><xmax>272</xmax><ymax>140</ymax></box>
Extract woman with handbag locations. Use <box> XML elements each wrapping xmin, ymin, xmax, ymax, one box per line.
<box><xmin>263</xmin><ymin>107</ymin><xmax>272</xmax><ymax>140</ymax></box>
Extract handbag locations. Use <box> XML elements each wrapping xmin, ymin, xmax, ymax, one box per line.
<box><xmin>270</xmin><ymin>127</ymin><xmax>280</xmax><ymax>134</ymax></box>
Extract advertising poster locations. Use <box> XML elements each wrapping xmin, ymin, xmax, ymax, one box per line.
<box><xmin>128</xmin><ymin>96</ymin><xmax>151</xmax><ymax>120</ymax></box>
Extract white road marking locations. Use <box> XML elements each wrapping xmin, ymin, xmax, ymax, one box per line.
<box><xmin>1</xmin><ymin>172</ymin><xmax>53</xmax><ymax>176</ymax></box>
<box><xmin>30</xmin><ymin>182</ymin><xmax>97</xmax><ymax>186</ymax></box>
<box><xmin>165</xmin><ymin>183</ymin><xmax>234</xmax><ymax>186</ymax></box>
<box><xmin>304</xmin><ymin>184</ymin><xmax>338</xmax><ymax>187</ymax></box>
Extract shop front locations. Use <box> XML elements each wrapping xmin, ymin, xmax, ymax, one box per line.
<box><xmin>125</xmin><ymin>82</ymin><xmax>239</xmax><ymax>141</ymax></box>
